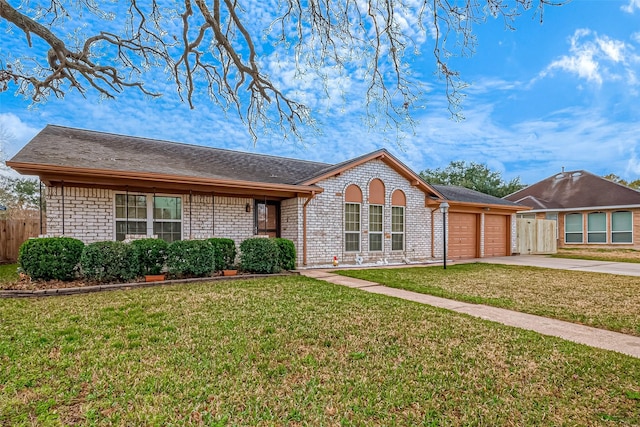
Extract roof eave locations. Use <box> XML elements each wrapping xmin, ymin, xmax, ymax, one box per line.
<box><xmin>7</xmin><ymin>161</ymin><xmax>323</xmax><ymax>198</ymax></box>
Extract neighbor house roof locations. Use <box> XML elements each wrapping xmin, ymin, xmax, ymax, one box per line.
<box><xmin>433</xmin><ymin>185</ymin><xmax>524</xmax><ymax>208</ymax></box>
<box><xmin>504</xmin><ymin>170</ymin><xmax>640</xmax><ymax>211</ymax></box>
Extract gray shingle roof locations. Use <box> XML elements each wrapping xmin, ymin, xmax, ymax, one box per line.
<box><xmin>10</xmin><ymin>125</ymin><xmax>332</xmax><ymax>185</ymax></box>
<box><xmin>432</xmin><ymin>184</ymin><xmax>523</xmax><ymax>207</ymax></box>
<box><xmin>504</xmin><ymin>170</ymin><xmax>640</xmax><ymax>209</ymax></box>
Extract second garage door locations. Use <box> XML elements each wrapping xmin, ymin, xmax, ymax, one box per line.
<box><xmin>484</xmin><ymin>214</ymin><xmax>508</xmax><ymax>257</ymax></box>
<box><xmin>448</xmin><ymin>213</ymin><xmax>478</xmax><ymax>259</ymax></box>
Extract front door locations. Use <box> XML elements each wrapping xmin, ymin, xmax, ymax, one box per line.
<box><xmin>255</xmin><ymin>200</ymin><xmax>280</xmax><ymax>237</ymax></box>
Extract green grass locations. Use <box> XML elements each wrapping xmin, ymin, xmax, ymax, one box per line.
<box><xmin>337</xmin><ymin>263</ymin><xmax>640</xmax><ymax>336</ymax></box>
<box><xmin>0</xmin><ymin>263</ymin><xmax>18</xmax><ymax>283</ymax></box>
<box><xmin>1</xmin><ymin>276</ymin><xmax>639</xmax><ymax>425</ymax></box>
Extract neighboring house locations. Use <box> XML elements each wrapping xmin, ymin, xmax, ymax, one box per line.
<box><xmin>8</xmin><ymin>125</ymin><xmax>524</xmax><ymax>267</ymax></box>
<box><xmin>504</xmin><ymin>170</ymin><xmax>640</xmax><ymax>249</ymax></box>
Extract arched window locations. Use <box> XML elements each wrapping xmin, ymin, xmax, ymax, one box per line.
<box><xmin>344</xmin><ymin>184</ymin><xmax>362</xmax><ymax>252</ymax></box>
<box><xmin>368</xmin><ymin>179</ymin><xmax>385</xmax><ymax>252</ymax></box>
<box><xmin>587</xmin><ymin>212</ymin><xmax>606</xmax><ymax>243</ymax></box>
<box><xmin>564</xmin><ymin>213</ymin><xmax>583</xmax><ymax>243</ymax></box>
<box><xmin>612</xmin><ymin>211</ymin><xmax>632</xmax><ymax>243</ymax></box>
<box><xmin>391</xmin><ymin>190</ymin><xmax>406</xmax><ymax>251</ymax></box>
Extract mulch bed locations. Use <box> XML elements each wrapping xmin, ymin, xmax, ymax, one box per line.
<box><xmin>1</xmin><ymin>272</ymin><xmax>293</xmax><ymax>298</ymax></box>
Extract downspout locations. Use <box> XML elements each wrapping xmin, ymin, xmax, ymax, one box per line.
<box><xmin>302</xmin><ymin>192</ymin><xmax>316</xmax><ymax>266</ymax></box>
<box><xmin>189</xmin><ymin>190</ymin><xmax>193</xmax><ymax>239</ymax></box>
<box><xmin>39</xmin><ymin>181</ymin><xmax>43</xmax><ymax>235</ymax></box>
<box><xmin>61</xmin><ymin>181</ymin><xmax>65</xmax><ymax>236</ymax></box>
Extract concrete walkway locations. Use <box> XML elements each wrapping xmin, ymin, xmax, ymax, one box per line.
<box><xmin>299</xmin><ymin>265</ymin><xmax>640</xmax><ymax>359</ymax></box>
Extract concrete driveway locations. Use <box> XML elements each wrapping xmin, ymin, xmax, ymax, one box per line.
<box><xmin>469</xmin><ymin>255</ymin><xmax>640</xmax><ymax>277</ymax></box>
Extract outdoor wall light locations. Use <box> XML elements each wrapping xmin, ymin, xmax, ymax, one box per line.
<box><xmin>440</xmin><ymin>201</ymin><xmax>449</xmax><ymax>270</ymax></box>
<box><xmin>245</xmin><ymin>203</ymin><xmax>251</xmax><ymax>213</ymax></box>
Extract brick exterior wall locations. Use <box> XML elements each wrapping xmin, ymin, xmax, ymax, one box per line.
<box><xmin>43</xmin><ymin>161</ymin><xmax>518</xmax><ymax>267</ymax></box>
<box><xmin>46</xmin><ymin>186</ymin><xmax>113</xmax><ymax>242</ymax></box>
<box><xmin>45</xmin><ymin>186</ymin><xmax>255</xmax><ymax>247</ymax></box>
<box><xmin>557</xmin><ymin>209</ymin><xmax>640</xmax><ymax>249</ymax></box>
<box><xmin>298</xmin><ymin>160</ymin><xmax>433</xmax><ymax>266</ymax></box>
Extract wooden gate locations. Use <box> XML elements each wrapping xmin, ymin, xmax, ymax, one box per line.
<box><xmin>516</xmin><ymin>218</ymin><xmax>557</xmax><ymax>255</ymax></box>
<box><xmin>0</xmin><ymin>219</ymin><xmax>45</xmax><ymax>262</ymax></box>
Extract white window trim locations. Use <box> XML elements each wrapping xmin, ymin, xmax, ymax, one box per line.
<box><xmin>114</xmin><ymin>192</ymin><xmax>183</xmax><ymax>241</ymax></box>
<box><xmin>611</xmin><ymin>211</ymin><xmax>634</xmax><ymax>244</ymax></box>
<box><xmin>391</xmin><ymin>205</ymin><xmax>405</xmax><ymax>251</ymax></box>
<box><xmin>368</xmin><ymin>204</ymin><xmax>384</xmax><ymax>252</ymax></box>
<box><xmin>587</xmin><ymin>212</ymin><xmax>607</xmax><ymax>244</ymax></box>
<box><xmin>344</xmin><ymin>202</ymin><xmax>361</xmax><ymax>252</ymax></box>
<box><xmin>564</xmin><ymin>213</ymin><xmax>584</xmax><ymax>244</ymax></box>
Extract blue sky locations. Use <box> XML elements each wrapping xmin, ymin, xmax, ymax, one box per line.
<box><xmin>1</xmin><ymin>0</ymin><xmax>639</xmax><ymax>185</ymax></box>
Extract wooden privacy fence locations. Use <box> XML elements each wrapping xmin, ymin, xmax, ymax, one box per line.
<box><xmin>516</xmin><ymin>218</ymin><xmax>557</xmax><ymax>255</ymax></box>
<box><xmin>0</xmin><ymin>219</ymin><xmax>45</xmax><ymax>262</ymax></box>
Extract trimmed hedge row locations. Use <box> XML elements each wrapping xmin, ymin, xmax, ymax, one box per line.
<box><xmin>18</xmin><ymin>236</ymin><xmax>296</xmax><ymax>282</ymax></box>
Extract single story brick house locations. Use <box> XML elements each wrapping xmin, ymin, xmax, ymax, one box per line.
<box><xmin>8</xmin><ymin>125</ymin><xmax>524</xmax><ymax>267</ymax></box>
<box><xmin>504</xmin><ymin>170</ymin><xmax>640</xmax><ymax>249</ymax></box>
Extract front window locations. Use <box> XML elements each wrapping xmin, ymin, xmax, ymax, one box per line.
<box><xmin>587</xmin><ymin>212</ymin><xmax>606</xmax><ymax>243</ymax></box>
<box><xmin>564</xmin><ymin>213</ymin><xmax>583</xmax><ymax>243</ymax></box>
<box><xmin>391</xmin><ymin>206</ymin><xmax>405</xmax><ymax>251</ymax></box>
<box><xmin>116</xmin><ymin>194</ymin><xmax>148</xmax><ymax>240</ymax></box>
<box><xmin>153</xmin><ymin>196</ymin><xmax>182</xmax><ymax>242</ymax></box>
<box><xmin>612</xmin><ymin>211</ymin><xmax>633</xmax><ymax>243</ymax></box>
<box><xmin>369</xmin><ymin>205</ymin><xmax>383</xmax><ymax>251</ymax></box>
<box><xmin>345</xmin><ymin>203</ymin><xmax>361</xmax><ymax>252</ymax></box>
<box><xmin>115</xmin><ymin>194</ymin><xmax>182</xmax><ymax>242</ymax></box>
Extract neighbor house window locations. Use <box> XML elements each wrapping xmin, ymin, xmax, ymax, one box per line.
<box><xmin>345</xmin><ymin>184</ymin><xmax>362</xmax><ymax>252</ymax></box>
<box><xmin>564</xmin><ymin>213</ymin><xmax>583</xmax><ymax>243</ymax></box>
<box><xmin>587</xmin><ymin>212</ymin><xmax>607</xmax><ymax>243</ymax></box>
<box><xmin>611</xmin><ymin>211</ymin><xmax>633</xmax><ymax>243</ymax></box>
<box><xmin>115</xmin><ymin>194</ymin><xmax>182</xmax><ymax>242</ymax></box>
<box><xmin>369</xmin><ymin>205</ymin><xmax>383</xmax><ymax>251</ymax></box>
<box><xmin>391</xmin><ymin>189</ymin><xmax>406</xmax><ymax>251</ymax></box>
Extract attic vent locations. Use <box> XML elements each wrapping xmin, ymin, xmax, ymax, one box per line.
<box><xmin>571</xmin><ymin>172</ymin><xmax>582</xmax><ymax>177</ymax></box>
<box><xmin>555</xmin><ymin>173</ymin><xmax>565</xmax><ymax>179</ymax></box>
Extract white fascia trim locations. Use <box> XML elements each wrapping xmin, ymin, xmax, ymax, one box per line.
<box><xmin>518</xmin><ymin>205</ymin><xmax>640</xmax><ymax>214</ymax></box>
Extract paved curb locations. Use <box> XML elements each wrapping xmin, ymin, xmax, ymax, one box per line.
<box><xmin>0</xmin><ymin>273</ymin><xmax>294</xmax><ymax>298</ymax></box>
<box><xmin>300</xmin><ymin>269</ymin><xmax>640</xmax><ymax>359</ymax></box>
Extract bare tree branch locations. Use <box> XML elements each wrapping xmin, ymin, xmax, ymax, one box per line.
<box><xmin>0</xmin><ymin>0</ymin><xmax>568</xmax><ymax>142</ymax></box>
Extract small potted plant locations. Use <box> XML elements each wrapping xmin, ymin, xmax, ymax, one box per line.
<box><xmin>130</xmin><ymin>238</ymin><xmax>169</xmax><ymax>282</ymax></box>
<box><xmin>222</xmin><ymin>265</ymin><xmax>238</xmax><ymax>276</ymax></box>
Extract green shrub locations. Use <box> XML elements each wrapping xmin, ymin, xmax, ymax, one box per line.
<box><xmin>274</xmin><ymin>238</ymin><xmax>296</xmax><ymax>270</ymax></box>
<box><xmin>207</xmin><ymin>238</ymin><xmax>237</xmax><ymax>271</ymax></box>
<box><xmin>81</xmin><ymin>241</ymin><xmax>139</xmax><ymax>283</ymax></box>
<box><xmin>240</xmin><ymin>238</ymin><xmax>281</xmax><ymax>274</ymax></box>
<box><xmin>166</xmin><ymin>240</ymin><xmax>215</xmax><ymax>278</ymax></box>
<box><xmin>18</xmin><ymin>237</ymin><xmax>85</xmax><ymax>281</ymax></box>
<box><xmin>131</xmin><ymin>238</ymin><xmax>169</xmax><ymax>275</ymax></box>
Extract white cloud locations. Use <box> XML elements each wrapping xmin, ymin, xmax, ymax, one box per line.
<box><xmin>622</xmin><ymin>0</ymin><xmax>640</xmax><ymax>13</ymax></box>
<box><xmin>537</xmin><ymin>29</ymin><xmax>638</xmax><ymax>87</ymax></box>
<box><xmin>0</xmin><ymin>113</ymin><xmax>40</xmax><ymax>159</ymax></box>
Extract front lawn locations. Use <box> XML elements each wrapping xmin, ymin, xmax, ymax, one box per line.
<box><xmin>337</xmin><ymin>263</ymin><xmax>640</xmax><ymax>336</ymax></box>
<box><xmin>1</xmin><ymin>276</ymin><xmax>639</xmax><ymax>425</ymax></box>
<box><xmin>552</xmin><ymin>247</ymin><xmax>640</xmax><ymax>263</ymax></box>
